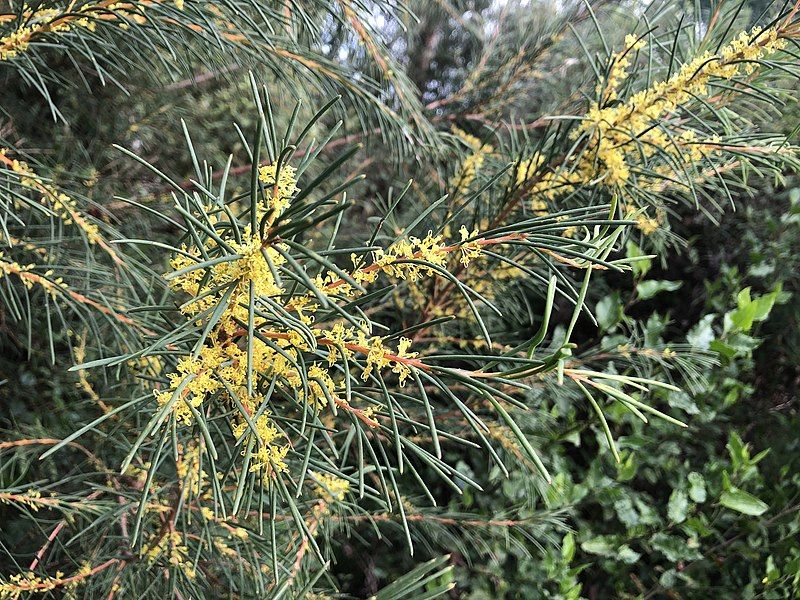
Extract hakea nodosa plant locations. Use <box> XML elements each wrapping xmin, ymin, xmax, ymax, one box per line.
<box><xmin>56</xmin><ymin>90</ymin><xmax>690</xmax><ymax>554</ymax></box>
<box><xmin>3</xmin><ymin>1</ymin><xmax>800</xmax><ymax>596</ymax></box>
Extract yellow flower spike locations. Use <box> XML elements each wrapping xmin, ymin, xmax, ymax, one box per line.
<box><xmin>1</xmin><ymin>150</ymin><xmax>123</xmax><ymax>266</ymax></box>
<box><xmin>168</xmin><ymin>233</ymin><xmax>288</xmax><ymax>333</ymax></box>
<box><xmin>0</xmin><ymin>5</ymin><xmax>97</xmax><ymax>60</ymax></box>
<box><xmin>598</xmin><ymin>33</ymin><xmax>647</xmax><ymax>102</ymax></box>
<box><xmin>154</xmin><ymin>347</ymin><xmax>227</xmax><ymax>425</ymax></box>
<box><xmin>140</xmin><ymin>531</ymin><xmax>196</xmax><ymax>580</ymax></box>
<box><xmin>450</xmin><ymin>126</ymin><xmax>494</xmax><ymax>197</ymax></box>
<box><xmin>516</xmin><ymin>25</ymin><xmax>788</xmax><ymax>203</ymax></box>
<box><xmin>635</xmin><ymin>214</ymin><xmax>660</xmax><ymax>235</ymax></box>
<box><xmin>176</xmin><ymin>441</ymin><xmax>208</xmax><ymax>493</ymax></box>
<box><xmin>258</xmin><ymin>162</ymin><xmax>299</xmax><ymax>217</ymax></box>
<box><xmin>0</xmin><ymin>561</ymin><xmax>106</xmax><ymax>597</ymax></box>
<box><xmin>230</xmin><ymin>409</ymin><xmax>289</xmax><ymax>475</ymax></box>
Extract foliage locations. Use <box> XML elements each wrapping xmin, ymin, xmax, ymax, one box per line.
<box><xmin>1</xmin><ymin>0</ymin><xmax>800</xmax><ymax>598</ymax></box>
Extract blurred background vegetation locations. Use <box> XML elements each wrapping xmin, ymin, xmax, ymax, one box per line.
<box><xmin>1</xmin><ymin>0</ymin><xmax>799</xmax><ymax>598</ymax></box>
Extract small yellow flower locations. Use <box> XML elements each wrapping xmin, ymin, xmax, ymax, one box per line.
<box><xmin>458</xmin><ymin>225</ymin><xmax>482</xmax><ymax>267</ymax></box>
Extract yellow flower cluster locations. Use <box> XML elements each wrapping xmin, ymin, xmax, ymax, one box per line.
<box><xmin>233</xmin><ymin>411</ymin><xmax>289</xmax><ymax>473</ymax></box>
<box><xmin>159</xmin><ymin>155</ymin><xmax>494</xmax><ymax>482</ymax></box>
<box><xmin>313</xmin><ymin>472</ymin><xmax>350</xmax><ymax>502</ymax></box>
<box><xmin>0</xmin><ymin>489</ymin><xmax>45</xmax><ymax>511</ymax></box>
<box><xmin>597</xmin><ymin>34</ymin><xmax>646</xmax><ymax>103</ymax></box>
<box><xmin>290</xmin><ymin>228</ymin><xmax>469</xmax><ymax>327</ymax></box>
<box><xmin>620</xmin><ymin>201</ymin><xmax>665</xmax><ymax>235</ymax></box>
<box><xmin>0</xmin><ymin>560</ymin><xmax>97</xmax><ymax>599</ymax></box>
<box><xmin>0</xmin><ymin>5</ymin><xmax>96</xmax><ymax>61</ymax></box>
<box><xmin>319</xmin><ymin>321</ymin><xmax>417</xmax><ymax>385</ymax></box>
<box><xmin>303</xmin><ymin>364</ymin><xmax>338</xmax><ymax>410</ymax></box>
<box><xmin>458</xmin><ymin>225</ymin><xmax>482</xmax><ymax>267</ymax></box>
<box><xmin>364</xmin><ymin>335</ymin><xmax>417</xmax><ymax>384</ymax></box>
<box><xmin>0</xmin><ymin>233</ymin><xmax>47</xmax><ymax>256</ymax></box>
<box><xmin>0</xmin><ymin>257</ymin><xmax>72</xmax><ymax>298</ymax></box>
<box><xmin>450</xmin><ymin>126</ymin><xmax>494</xmax><ymax>197</ymax></box>
<box><xmin>297</xmin><ymin>228</ymin><xmax>484</xmax><ymax>316</ymax></box>
<box><xmin>580</xmin><ymin>26</ymin><xmax>785</xmax><ymax>188</ymax></box>
<box><xmin>0</xmin><ymin>28</ymin><xmax>32</xmax><ymax>61</ymax></box>
<box><xmin>140</xmin><ymin>531</ymin><xmax>196</xmax><ymax>580</ymax></box>
<box><xmin>1</xmin><ymin>571</ymin><xmax>65</xmax><ymax>598</ymax></box>
<box><xmin>167</xmin><ymin>162</ymin><xmax>299</xmax><ymax>320</ymax></box>
<box><xmin>393</xmin><ymin>220</ymin><xmax>494</xmax><ymax>318</ymax></box>
<box><xmin>176</xmin><ymin>441</ymin><xmax>208</xmax><ymax>492</ymax></box>
<box><xmin>173</xmin><ymin>237</ymin><xmax>287</xmax><ymax>331</ymax></box>
<box><xmin>102</xmin><ymin>2</ymin><xmax>148</xmax><ymax>28</ymax></box>
<box><xmin>517</xmin><ymin>26</ymin><xmax>787</xmax><ymax>210</ymax></box>
<box><xmin>0</xmin><ymin>251</ymin><xmax>141</xmax><ymax>329</ymax></box>
<box><xmin>0</xmin><ymin>0</ymin><xmax>194</xmax><ymax>62</ymax></box>
<box><xmin>160</xmin><ymin>161</ymin><xmax>442</xmax><ymax>477</ymax></box>
<box><xmin>2</xmin><ymin>150</ymin><xmax>103</xmax><ymax>244</ymax></box>
<box><xmin>258</xmin><ymin>163</ymin><xmax>300</xmax><ymax>217</ymax></box>
<box><xmin>154</xmin><ymin>334</ymin><xmax>297</xmax><ymax>474</ymax></box>
<box><xmin>361</xmin><ymin>232</ymin><xmax>449</xmax><ymax>283</ymax></box>
<box><xmin>155</xmin><ymin>347</ymin><xmax>223</xmax><ymax>425</ymax></box>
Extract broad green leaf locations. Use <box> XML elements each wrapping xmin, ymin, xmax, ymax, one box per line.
<box><xmin>687</xmin><ymin>472</ymin><xmax>707</xmax><ymax>503</ymax></box>
<box><xmin>614</xmin><ymin>497</ymin><xmax>639</xmax><ymax>528</ymax></box>
<box><xmin>618</xmin><ymin>545</ymin><xmax>641</xmax><ymax>564</ymax></box>
<box><xmin>726</xmin><ymin>431</ymin><xmax>749</xmax><ymax>468</ymax></box>
<box><xmin>667</xmin><ymin>489</ymin><xmax>689</xmax><ymax>523</ymax></box>
<box><xmin>561</xmin><ymin>532</ymin><xmax>576</xmax><ymax>562</ymax></box>
<box><xmin>650</xmin><ymin>533</ymin><xmax>703</xmax><ymax>563</ymax></box>
<box><xmin>616</xmin><ymin>452</ymin><xmax>638</xmax><ymax>482</ymax></box>
<box><xmin>626</xmin><ymin>240</ymin><xmax>651</xmax><ymax>278</ymax></box>
<box><xmin>581</xmin><ymin>536</ymin><xmax>615</xmax><ymax>557</ymax></box>
<box><xmin>636</xmin><ymin>280</ymin><xmax>682</xmax><ymax>300</ymax></box>
<box><xmin>687</xmin><ymin>314</ymin><xmax>715</xmax><ymax>350</ymax></box>
<box><xmin>596</xmin><ymin>293</ymin><xmax>622</xmax><ymax>331</ymax></box>
<box><xmin>719</xmin><ymin>488</ymin><xmax>769</xmax><ymax>516</ymax></box>
<box><xmin>725</xmin><ymin>286</ymin><xmax>780</xmax><ymax>333</ymax></box>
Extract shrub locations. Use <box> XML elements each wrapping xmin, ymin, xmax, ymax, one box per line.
<box><xmin>1</xmin><ymin>1</ymin><xmax>799</xmax><ymax>597</ymax></box>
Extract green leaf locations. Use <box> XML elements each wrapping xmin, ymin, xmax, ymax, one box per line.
<box><xmin>561</xmin><ymin>532</ymin><xmax>576</xmax><ymax>562</ymax></box>
<box><xmin>596</xmin><ymin>293</ymin><xmax>622</xmax><ymax>331</ymax></box>
<box><xmin>707</xmin><ymin>340</ymin><xmax>732</xmax><ymax>358</ymax></box>
<box><xmin>726</xmin><ymin>431</ymin><xmax>749</xmax><ymax>468</ymax></box>
<box><xmin>650</xmin><ymin>533</ymin><xmax>703</xmax><ymax>563</ymax></box>
<box><xmin>613</xmin><ymin>496</ymin><xmax>639</xmax><ymax>528</ymax></box>
<box><xmin>763</xmin><ymin>555</ymin><xmax>781</xmax><ymax>585</ymax></box>
<box><xmin>725</xmin><ymin>286</ymin><xmax>780</xmax><ymax>333</ymax></box>
<box><xmin>581</xmin><ymin>536</ymin><xmax>615</xmax><ymax>557</ymax></box>
<box><xmin>687</xmin><ymin>314</ymin><xmax>715</xmax><ymax>350</ymax></box>
<box><xmin>719</xmin><ymin>488</ymin><xmax>769</xmax><ymax>516</ymax></box>
<box><xmin>616</xmin><ymin>452</ymin><xmax>638</xmax><ymax>482</ymax></box>
<box><xmin>667</xmin><ymin>489</ymin><xmax>689</xmax><ymax>523</ymax></box>
<box><xmin>636</xmin><ymin>280</ymin><xmax>682</xmax><ymax>300</ymax></box>
<box><xmin>618</xmin><ymin>545</ymin><xmax>641</xmax><ymax>565</ymax></box>
<box><xmin>626</xmin><ymin>240</ymin><xmax>651</xmax><ymax>277</ymax></box>
<box><xmin>687</xmin><ymin>472</ymin><xmax>707</xmax><ymax>503</ymax></box>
